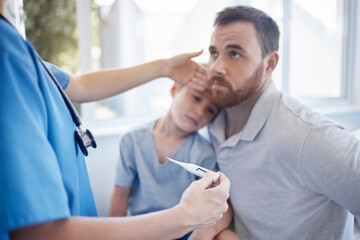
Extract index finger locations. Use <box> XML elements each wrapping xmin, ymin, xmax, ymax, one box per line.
<box><xmin>186</xmin><ymin>49</ymin><xmax>203</xmax><ymax>59</ymax></box>
<box><xmin>211</xmin><ymin>172</ymin><xmax>231</xmax><ymax>196</ymax></box>
<box><xmin>187</xmin><ymin>81</ymin><xmax>207</xmax><ymax>92</ymax></box>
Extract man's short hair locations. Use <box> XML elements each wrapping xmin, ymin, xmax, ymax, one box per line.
<box><xmin>214</xmin><ymin>5</ymin><xmax>280</xmax><ymax>58</ymax></box>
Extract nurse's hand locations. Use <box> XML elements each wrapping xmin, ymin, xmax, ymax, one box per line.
<box><xmin>176</xmin><ymin>172</ymin><xmax>230</xmax><ymax>230</ymax></box>
<box><xmin>164</xmin><ymin>50</ymin><xmax>208</xmax><ymax>92</ymax></box>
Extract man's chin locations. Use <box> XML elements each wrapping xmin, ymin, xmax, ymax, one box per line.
<box><xmin>211</xmin><ymin>96</ymin><xmax>234</xmax><ymax>108</ymax></box>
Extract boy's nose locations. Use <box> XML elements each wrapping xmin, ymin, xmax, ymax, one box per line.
<box><xmin>194</xmin><ymin>104</ymin><xmax>206</xmax><ymax>117</ymax></box>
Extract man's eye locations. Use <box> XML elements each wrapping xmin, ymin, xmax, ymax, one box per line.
<box><xmin>230</xmin><ymin>51</ymin><xmax>241</xmax><ymax>58</ymax></box>
<box><xmin>210</xmin><ymin>51</ymin><xmax>218</xmax><ymax>57</ymax></box>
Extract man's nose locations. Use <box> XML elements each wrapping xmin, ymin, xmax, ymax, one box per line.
<box><xmin>210</xmin><ymin>56</ymin><xmax>227</xmax><ymax>76</ymax></box>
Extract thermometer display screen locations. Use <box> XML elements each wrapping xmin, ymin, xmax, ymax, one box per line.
<box><xmin>196</xmin><ymin>168</ymin><xmax>207</xmax><ymax>174</ymax></box>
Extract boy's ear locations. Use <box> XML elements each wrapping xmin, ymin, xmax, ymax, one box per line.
<box><xmin>170</xmin><ymin>82</ymin><xmax>178</xmax><ymax>97</ymax></box>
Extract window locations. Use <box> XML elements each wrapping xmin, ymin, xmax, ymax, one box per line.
<box><xmin>286</xmin><ymin>0</ymin><xmax>356</xmax><ymax>105</ymax></box>
<box><xmin>78</xmin><ymin>0</ymin><xmax>357</xmax><ymax>122</ymax></box>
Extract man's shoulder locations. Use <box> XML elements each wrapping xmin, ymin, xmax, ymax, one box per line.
<box><xmin>274</xmin><ymin>94</ymin><xmax>332</xmax><ymax>128</ymax></box>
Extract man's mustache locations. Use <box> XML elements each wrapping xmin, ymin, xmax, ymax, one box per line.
<box><xmin>208</xmin><ymin>75</ymin><xmax>231</xmax><ymax>88</ymax></box>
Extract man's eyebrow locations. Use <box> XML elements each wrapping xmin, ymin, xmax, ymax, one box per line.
<box><xmin>226</xmin><ymin>44</ymin><xmax>245</xmax><ymax>51</ymax></box>
<box><xmin>209</xmin><ymin>45</ymin><xmax>246</xmax><ymax>52</ymax></box>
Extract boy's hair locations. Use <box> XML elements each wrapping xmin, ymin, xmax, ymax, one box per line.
<box><xmin>214</xmin><ymin>5</ymin><xmax>280</xmax><ymax>58</ymax></box>
<box><xmin>172</xmin><ymin>83</ymin><xmax>220</xmax><ymax>109</ymax></box>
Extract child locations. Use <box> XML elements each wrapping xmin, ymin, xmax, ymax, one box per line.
<box><xmin>109</xmin><ymin>83</ymin><xmax>239</xmax><ymax>240</ymax></box>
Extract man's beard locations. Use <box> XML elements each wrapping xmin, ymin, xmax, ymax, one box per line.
<box><xmin>207</xmin><ymin>63</ymin><xmax>264</xmax><ymax>109</ymax></box>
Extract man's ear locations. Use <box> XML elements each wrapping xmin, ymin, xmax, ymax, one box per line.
<box><xmin>265</xmin><ymin>51</ymin><xmax>279</xmax><ymax>75</ymax></box>
<box><xmin>170</xmin><ymin>82</ymin><xmax>178</xmax><ymax>97</ymax></box>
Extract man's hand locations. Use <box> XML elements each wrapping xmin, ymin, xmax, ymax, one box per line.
<box><xmin>164</xmin><ymin>50</ymin><xmax>208</xmax><ymax>92</ymax></box>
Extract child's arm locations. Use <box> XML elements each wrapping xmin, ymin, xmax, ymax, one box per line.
<box><xmin>188</xmin><ymin>200</ymin><xmax>236</xmax><ymax>240</ymax></box>
<box><xmin>108</xmin><ymin>186</ymin><xmax>131</xmax><ymax>217</ymax></box>
<box><xmin>215</xmin><ymin>228</ymin><xmax>241</xmax><ymax>240</ymax></box>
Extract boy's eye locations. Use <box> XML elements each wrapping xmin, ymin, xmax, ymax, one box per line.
<box><xmin>207</xmin><ymin>107</ymin><xmax>216</xmax><ymax>115</ymax></box>
<box><xmin>193</xmin><ymin>95</ymin><xmax>201</xmax><ymax>102</ymax></box>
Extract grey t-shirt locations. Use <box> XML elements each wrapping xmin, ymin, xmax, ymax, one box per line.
<box><xmin>209</xmin><ymin>81</ymin><xmax>360</xmax><ymax>240</ymax></box>
<box><xmin>115</xmin><ymin>121</ymin><xmax>218</xmax><ymax>216</ymax></box>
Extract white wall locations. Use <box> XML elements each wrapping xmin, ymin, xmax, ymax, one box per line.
<box><xmin>85</xmin><ymin>131</ymin><xmax>123</xmax><ymax>216</ymax></box>
<box><xmin>3</xmin><ymin>0</ymin><xmax>25</xmax><ymax>37</ymax></box>
<box><xmin>84</xmin><ymin>117</ymin><xmax>158</xmax><ymax>216</ymax></box>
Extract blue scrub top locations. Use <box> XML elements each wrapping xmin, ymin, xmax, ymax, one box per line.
<box><xmin>0</xmin><ymin>15</ymin><xmax>97</xmax><ymax>238</ymax></box>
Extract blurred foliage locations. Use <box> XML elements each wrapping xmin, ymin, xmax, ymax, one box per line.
<box><xmin>24</xmin><ymin>0</ymin><xmax>80</xmax><ymax>74</ymax></box>
<box><xmin>24</xmin><ymin>0</ymin><xmax>101</xmax><ymax>114</ymax></box>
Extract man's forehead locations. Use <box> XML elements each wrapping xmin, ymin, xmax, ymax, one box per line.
<box><xmin>210</xmin><ymin>21</ymin><xmax>259</xmax><ymax>48</ymax></box>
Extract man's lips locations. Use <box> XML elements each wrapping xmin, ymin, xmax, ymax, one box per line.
<box><xmin>211</xmin><ymin>81</ymin><xmax>229</xmax><ymax>90</ymax></box>
<box><xmin>209</xmin><ymin>76</ymin><xmax>230</xmax><ymax>90</ymax></box>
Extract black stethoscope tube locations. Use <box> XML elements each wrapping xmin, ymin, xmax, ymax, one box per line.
<box><xmin>38</xmin><ymin>57</ymin><xmax>97</xmax><ymax>156</ymax></box>
<box><xmin>38</xmin><ymin>59</ymin><xmax>82</xmax><ymax>127</ymax></box>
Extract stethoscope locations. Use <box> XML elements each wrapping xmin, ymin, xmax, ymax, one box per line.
<box><xmin>38</xmin><ymin>59</ymin><xmax>97</xmax><ymax>156</ymax></box>
<box><xmin>1</xmin><ymin>14</ymin><xmax>96</xmax><ymax>156</ymax></box>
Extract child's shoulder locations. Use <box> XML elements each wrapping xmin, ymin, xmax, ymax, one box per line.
<box><xmin>186</xmin><ymin>131</ymin><xmax>216</xmax><ymax>167</ymax></box>
<box><xmin>130</xmin><ymin>121</ymin><xmax>155</xmax><ymax>133</ymax></box>
<box><xmin>121</xmin><ymin>120</ymin><xmax>155</xmax><ymax>142</ymax></box>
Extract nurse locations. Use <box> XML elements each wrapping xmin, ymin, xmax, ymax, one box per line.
<box><xmin>0</xmin><ymin>1</ymin><xmax>230</xmax><ymax>239</ymax></box>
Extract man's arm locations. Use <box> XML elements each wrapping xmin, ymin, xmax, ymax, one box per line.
<box><xmin>10</xmin><ymin>172</ymin><xmax>230</xmax><ymax>240</ymax></box>
<box><xmin>300</xmin><ymin>124</ymin><xmax>360</xmax><ymax>216</ymax></box>
<box><xmin>108</xmin><ymin>186</ymin><xmax>131</xmax><ymax>217</ymax></box>
<box><xmin>65</xmin><ymin>51</ymin><xmax>207</xmax><ymax>103</ymax></box>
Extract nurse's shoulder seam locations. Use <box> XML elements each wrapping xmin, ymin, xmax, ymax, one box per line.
<box><xmin>0</xmin><ymin>19</ymin><xmax>37</xmax><ymax>74</ymax></box>
<box><xmin>0</xmin><ymin>18</ymin><xmax>26</xmax><ymax>52</ymax></box>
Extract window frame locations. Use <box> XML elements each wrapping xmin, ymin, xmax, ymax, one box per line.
<box><xmin>77</xmin><ymin>0</ymin><xmax>359</xmax><ymax>124</ymax></box>
<box><xmin>282</xmin><ymin>0</ymin><xmax>358</xmax><ymax>109</ymax></box>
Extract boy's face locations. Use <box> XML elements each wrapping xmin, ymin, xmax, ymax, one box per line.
<box><xmin>170</xmin><ymin>85</ymin><xmax>219</xmax><ymax>133</ymax></box>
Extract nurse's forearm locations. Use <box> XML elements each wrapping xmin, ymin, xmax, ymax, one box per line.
<box><xmin>10</xmin><ymin>206</ymin><xmax>192</xmax><ymax>240</ymax></box>
<box><xmin>66</xmin><ymin>59</ymin><xmax>167</xmax><ymax>103</ymax></box>
<box><xmin>65</xmin><ymin>51</ymin><xmax>207</xmax><ymax>103</ymax></box>
<box><xmin>11</xmin><ymin>173</ymin><xmax>230</xmax><ymax>240</ymax></box>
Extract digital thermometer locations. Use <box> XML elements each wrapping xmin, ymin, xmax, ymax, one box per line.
<box><xmin>167</xmin><ymin>157</ymin><xmax>219</xmax><ymax>182</ymax></box>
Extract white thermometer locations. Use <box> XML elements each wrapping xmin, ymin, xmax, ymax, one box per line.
<box><xmin>167</xmin><ymin>157</ymin><xmax>219</xmax><ymax>182</ymax></box>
